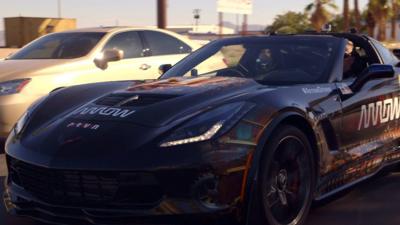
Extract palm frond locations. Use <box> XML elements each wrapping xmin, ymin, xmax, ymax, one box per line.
<box><xmin>305</xmin><ymin>3</ymin><xmax>314</xmax><ymax>12</ymax></box>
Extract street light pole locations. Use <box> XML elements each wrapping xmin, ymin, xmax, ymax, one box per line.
<box><xmin>157</xmin><ymin>0</ymin><xmax>167</xmax><ymax>29</ymax></box>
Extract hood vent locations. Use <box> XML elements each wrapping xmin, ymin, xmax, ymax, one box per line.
<box><xmin>95</xmin><ymin>93</ymin><xmax>179</xmax><ymax>107</ymax></box>
<box><xmin>95</xmin><ymin>94</ymin><xmax>127</xmax><ymax>106</ymax></box>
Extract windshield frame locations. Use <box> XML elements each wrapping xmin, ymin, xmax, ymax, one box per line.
<box><xmin>160</xmin><ymin>36</ymin><xmax>343</xmax><ymax>85</ymax></box>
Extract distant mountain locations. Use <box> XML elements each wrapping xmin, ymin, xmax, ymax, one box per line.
<box><xmin>223</xmin><ymin>21</ymin><xmax>265</xmax><ymax>32</ymax></box>
<box><xmin>0</xmin><ymin>31</ymin><xmax>4</xmax><ymax>47</ymax></box>
<box><xmin>248</xmin><ymin>24</ymin><xmax>266</xmax><ymax>31</ymax></box>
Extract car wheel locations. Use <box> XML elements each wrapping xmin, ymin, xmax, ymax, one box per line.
<box><xmin>260</xmin><ymin>125</ymin><xmax>315</xmax><ymax>225</ymax></box>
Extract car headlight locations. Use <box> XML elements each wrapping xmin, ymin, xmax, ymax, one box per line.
<box><xmin>0</xmin><ymin>79</ymin><xmax>31</xmax><ymax>96</ymax></box>
<box><xmin>160</xmin><ymin>102</ymin><xmax>254</xmax><ymax>147</ymax></box>
<box><xmin>13</xmin><ymin>95</ymin><xmax>48</xmax><ymax>135</ymax></box>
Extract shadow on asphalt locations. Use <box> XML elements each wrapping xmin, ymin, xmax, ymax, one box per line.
<box><xmin>306</xmin><ymin>173</ymin><xmax>400</xmax><ymax>225</ymax></box>
<box><xmin>0</xmin><ymin>141</ymin><xmax>4</xmax><ymax>154</ymax></box>
<box><xmin>0</xmin><ymin>176</ymin><xmax>39</xmax><ymax>225</ymax></box>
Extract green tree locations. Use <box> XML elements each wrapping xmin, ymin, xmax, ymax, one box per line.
<box><xmin>331</xmin><ymin>11</ymin><xmax>367</xmax><ymax>33</ymax></box>
<box><xmin>305</xmin><ymin>0</ymin><xmax>338</xmax><ymax>31</ymax></box>
<box><xmin>391</xmin><ymin>0</ymin><xmax>400</xmax><ymax>40</ymax></box>
<box><xmin>368</xmin><ymin>0</ymin><xmax>390</xmax><ymax>40</ymax></box>
<box><xmin>266</xmin><ymin>11</ymin><xmax>311</xmax><ymax>34</ymax></box>
<box><xmin>365</xmin><ymin>8</ymin><xmax>376</xmax><ymax>36</ymax></box>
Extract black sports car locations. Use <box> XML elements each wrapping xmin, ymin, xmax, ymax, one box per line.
<box><xmin>4</xmin><ymin>33</ymin><xmax>400</xmax><ymax>225</ymax></box>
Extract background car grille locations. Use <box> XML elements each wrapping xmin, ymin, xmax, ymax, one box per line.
<box><xmin>7</xmin><ymin>156</ymin><xmax>163</xmax><ymax>208</ymax></box>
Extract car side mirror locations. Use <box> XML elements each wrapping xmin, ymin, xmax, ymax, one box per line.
<box><xmin>94</xmin><ymin>49</ymin><xmax>124</xmax><ymax>70</ymax></box>
<box><xmin>159</xmin><ymin>64</ymin><xmax>172</xmax><ymax>75</ymax></box>
<box><xmin>350</xmin><ymin>64</ymin><xmax>395</xmax><ymax>92</ymax></box>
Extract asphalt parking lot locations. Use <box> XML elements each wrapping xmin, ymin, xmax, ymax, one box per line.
<box><xmin>1</xmin><ymin>153</ymin><xmax>400</xmax><ymax>225</ymax></box>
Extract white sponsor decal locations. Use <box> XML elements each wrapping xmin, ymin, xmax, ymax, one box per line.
<box><xmin>67</xmin><ymin>122</ymin><xmax>100</xmax><ymax>130</ymax></box>
<box><xmin>337</xmin><ymin>83</ymin><xmax>353</xmax><ymax>95</ymax></box>
<box><xmin>302</xmin><ymin>87</ymin><xmax>332</xmax><ymax>94</ymax></box>
<box><xmin>358</xmin><ymin>97</ymin><xmax>400</xmax><ymax>130</ymax></box>
<box><xmin>72</xmin><ymin>106</ymin><xmax>135</xmax><ymax>118</ymax></box>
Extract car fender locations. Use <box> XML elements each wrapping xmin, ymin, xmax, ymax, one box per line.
<box><xmin>242</xmin><ymin>109</ymin><xmax>315</xmax><ymax>224</ymax></box>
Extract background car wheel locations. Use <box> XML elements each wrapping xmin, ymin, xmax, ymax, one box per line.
<box><xmin>260</xmin><ymin>125</ymin><xmax>316</xmax><ymax>225</ymax></box>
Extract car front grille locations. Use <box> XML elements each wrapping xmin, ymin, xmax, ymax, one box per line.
<box><xmin>7</xmin><ymin>156</ymin><xmax>163</xmax><ymax>208</ymax></box>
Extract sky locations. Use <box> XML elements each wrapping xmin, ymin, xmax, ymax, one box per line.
<box><xmin>0</xmin><ymin>0</ymin><xmax>370</xmax><ymax>31</ymax></box>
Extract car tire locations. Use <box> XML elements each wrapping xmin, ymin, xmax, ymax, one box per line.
<box><xmin>259</xmin><ymin>125</ymin><xmax>316</xmax><ymax>225</ymax></box>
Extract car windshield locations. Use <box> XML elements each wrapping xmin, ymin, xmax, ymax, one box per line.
<box><xmin>161</xmin><ymin>36</ymin><xmax>341</xmax><ymax>85</ymax></box>
<box><xmin>9</xmin><ymin>32</ymin><xmax>106</xmax><ymax>60</ymax></box>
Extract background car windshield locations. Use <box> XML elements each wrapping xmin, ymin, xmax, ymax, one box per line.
<box><xmin>161</xmin><ymin>37</ymin><xmax>340</xmax><ymax>84</ymax></box>
<box><xmin>9</xmin><ymin>32</ymin><xmax>105</xmax><ymax>59</ymax></box>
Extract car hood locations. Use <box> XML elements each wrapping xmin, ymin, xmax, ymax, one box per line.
<box><xmin>0</xmin><ymin>59</ymin><xmax>87</xmax><ymax>81</ymax></box>
<box><xmin>12</xmin><ymin>76</ymin><xmax>265</xmax><ymax>169</ymax></box>
<box><xmin>68</xmin><ymin>76</ymin><xmax>262</xmax><ymax>127</ymax></box>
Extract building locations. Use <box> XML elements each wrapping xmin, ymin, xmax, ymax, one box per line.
<box><xmin>167</xmin><ymin>24</ymin><xmax>236</xmax><ymax>35</ymax></box>
<box><xmin>4</xmin><ymin>16</ymin><xmax>76</xmax><ymax>48</ymax></box>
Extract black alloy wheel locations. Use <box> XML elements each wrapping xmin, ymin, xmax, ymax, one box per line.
<box><xmin>260</xmin><ymin>125</ymin><xmax>316</xmax><ymax>225</ymax></box>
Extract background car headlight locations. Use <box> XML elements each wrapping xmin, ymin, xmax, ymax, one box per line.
<box><xmin>0</xmin><ymin>79</ymin><xmax>31</xmax><ymax>96</ymax></box>
<box><xmin>160</xmin><ymin>102</ymin><xmax>254</xmax><ymax>147</ymax></box>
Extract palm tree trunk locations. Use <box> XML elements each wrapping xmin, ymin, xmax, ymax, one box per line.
<box><xmin>311</xmin><ymin>0</ymin><xmax>323</xmax><ymax>31</ymax></box>
<box><xmin>354</xmin><ymin>0</ymin><xmax>361</xmax><ymax>31</ymax></box>
<box><xmin>344</xmin><ymin>0</ymin><xmax>350</xmax><ymax>32</ymax></box>
<box><xmin>367</xmin><ymin>11</ymin><xmax>376</xmax><ymax>37</ymax></box>
<box><xmin>392</xmin><ymin>0</ymin><xmax>398</xmax><ymax>40</ymax></box>
<box><xmin>378</xmin><ymin>17</ymin><xmax>387</xmax><ymax>41</ymax></box>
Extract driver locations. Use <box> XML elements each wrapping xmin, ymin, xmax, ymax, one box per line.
<box><xmin>343</xmin><ymin>40</ymin><xmax>365</xmax><ymax>79</ymax></box>
<box><xmin>256</xmin><ymin>48</ymin><xmax>278</xmax><ymax>75</ymax></box>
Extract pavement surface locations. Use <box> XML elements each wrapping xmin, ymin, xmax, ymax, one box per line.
<box><xmin>1</xmin><ymin>153</ymin><xmax>400</xmax><ymax>225</ymax></box>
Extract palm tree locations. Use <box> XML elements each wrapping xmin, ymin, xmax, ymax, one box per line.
<box><xmin>354</xmin><ymin>0</ymin><xmax>361</xmax><ymax>31</ymax></box>
<box><xmin>391</xmin><ymin>0</ymin><xmax>399</xmax><ymax>40</ymax></box>
<box><xmin>368</xmin><ymin>0</ymin><xmax>390</xmax><ymax>41</ymax></box>
<box><xmin>343</xmin><ymin>0</ymin><xmax>350</xmax><ymax>32</ymax></box>
<box><xmin>305</xmin><ymin>0</ymin><xmax>338</xmax><ymax>31</ymax></box>
<box><xmin>366</xmin><ymin>10</ymin><xmax>376</xmax><ymax>37</ymax></box>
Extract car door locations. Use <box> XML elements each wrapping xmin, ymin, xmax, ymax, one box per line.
<box><xmin>369</xmin><ymin>38</ymin><xmax>400</xmax><ymax>155</ymax></box>
<box><xmin>98</xmin><ymin>31</ymin><xmax>162</xmax><ymax>81</ymax></box>
<box><xmin>338</xmin><ymin>40</ymin><xmax>399</xmax><ymax>177</ymax></box>
<box><xmin>139</xmin><ymin>30</ymin><xmax>193</xmax><ymax>76</ymax></box>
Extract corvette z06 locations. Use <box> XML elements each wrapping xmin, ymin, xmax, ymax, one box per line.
<box><xmin>4</xmin><ymin>33</ymin><xmax>400</xmax><ymax>225</ymax></box>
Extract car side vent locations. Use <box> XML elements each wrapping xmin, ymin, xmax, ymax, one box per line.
<box><xmin>95</xmin><ymin>93</ymin><xmax>178</xmax><ymax>107</ymax></box>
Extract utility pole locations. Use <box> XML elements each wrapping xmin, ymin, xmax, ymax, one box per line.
<box><xmin>218</xmin><ymin>12</ymin><xmax>223</xmax><ymax>38</ymax></box>
<box><xmin>241</xmin><ymin>14</ymin><xmax>248</xmax><ymax>36</ymax></box>
<box><xmin>236</xmin><ymin>14</ymin><xmax>239</xmax><ymax>34</ymax></box>
<box><xmin>57</xmin><ymin>0</ymin><xmax>62</xmax><ymax>18</ymax></box>
<box><xmin>193</xmin><ymin>9</ymin><xmax>201</xmax><ymax>32</ymax></box>
<box><xmin>157</xmin><ymin>0</ymin><xmax>167</xmax><ymax>29</ymax></box>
